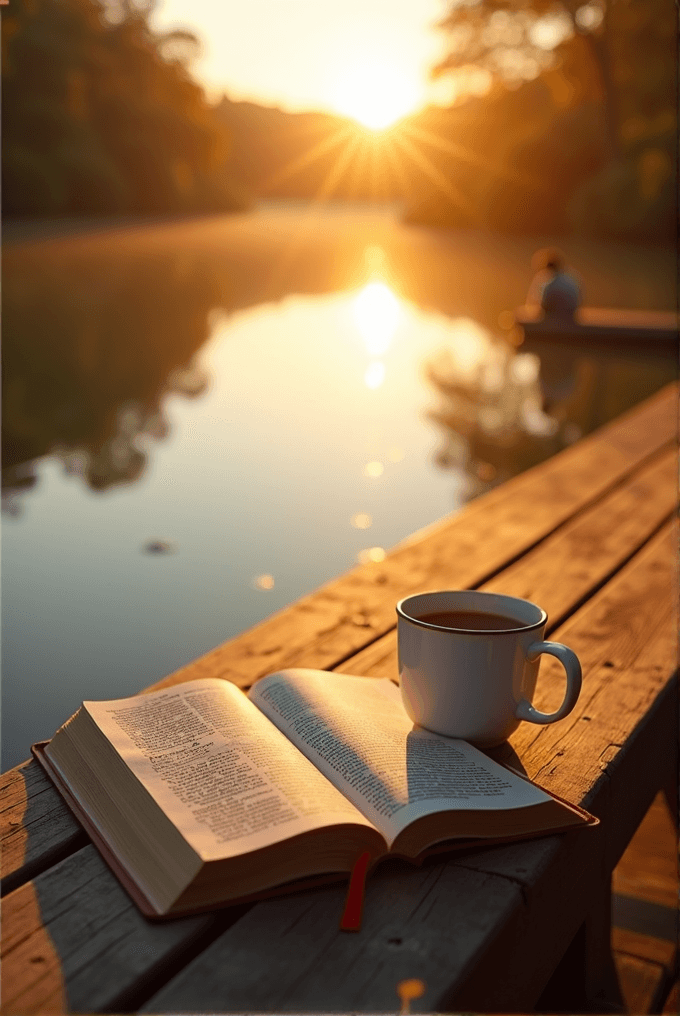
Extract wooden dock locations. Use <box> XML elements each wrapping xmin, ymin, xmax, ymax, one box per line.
<box><xmin>1</xmin><ymin>381</ymin><xmax>678</xmax><ymax>1014</ymax></box>
<box><xmin>515</xmin><ymin>307</ymin><xmax>679</xmax><ymax>356</ymax></box>
<box><xmin>610</xmin><ymin>793</ymin><xmax>678</xmax><ymax>1014</ymax></box>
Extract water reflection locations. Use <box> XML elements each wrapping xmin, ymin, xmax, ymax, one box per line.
<box><xmin>358</xmin><ymin>547</ymin><xmax>386</xmax><ymax>564</ymax></box>
<box><xmin>351</xmin><ymin>513</ymin><xmax>372</xmax><ymax>530</ymax></box>
<box><xmin>253</xmin><ymin>574</ymin><xmax>275</xmax><ymax>591</ymax></box>
<box><xmin>352</xmin><ymin>281</ymin><xmax>401</xmax><ymax>356</ymax></box>
<box><xmin>2</xmin><ymin>232</ymin><xmax>675</xmax><ymax>772</ymax></box>
<box><xmin>2</xmin><ymin>246</ymin><xmax>220</xmax><ymax>511</ymax></box>
<box><xmin>364</xmin><ymin>361</ymin><xmax>386</xmax><ymax>389</ymax></box>
<box><xmin>4</xmin><ymin>240</ymin><xmax>674</xmax><ymax>523</ymax></box>
<box><xmin>424</xmin><ymin>316</ymin><xmax>676</xmax><ymax>497</ymax></box>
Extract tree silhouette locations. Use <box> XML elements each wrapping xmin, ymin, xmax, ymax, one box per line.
<box><xmin>434</xmin><ymin>0</ymin><xmax>676</xmax><ymax>162</ymax></box>
<box><xmin>2</xmin><ymin>0</ymin><xmax>246</xmax><ymax>216</ymax></box>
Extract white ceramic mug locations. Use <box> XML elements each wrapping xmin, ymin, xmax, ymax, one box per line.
<box><xmin>396</xmin><ymin>590</ymin><xmax>582</xmax><ymax>747</ymax></box>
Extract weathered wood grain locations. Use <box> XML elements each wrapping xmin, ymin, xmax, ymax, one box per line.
<box><xmin>468</xmin><ymin>522</ymin><xmax>677</xmax><ymax>868</ymax></box>
<box><xmin>0</xmin><ymin>759</ymin><xmax>87</xmax><ymax>897</ymax></box>
<box><xmin>7</xmin><ymin>544</ymin><xmax>674</xmax><ymax>1015</ymax></box>
<box><xmin>613</xmin><ymin>951</ymin><xmax>668</xmax><ymax>1015</ymax></box>
<box><xmin>662</xmin><ymin>976</ymin><xmax>679</xmax><ymax>1014</ymax></box>
<box><xmin>612</xmin><ymin>792</ymin><xmax>679</xmax><ymax>910</ymax></box>
<box><xmin>482</xmin><ymin>446</ymin><xmax>676</xmax><ymax>625</ymax></box>
<box><xmin>612</xmin><ymin>926</ymin><xmax>677</xmax><ymax>973</ymax></box>
<box><xmin>1</xmin><ymin>846</ymin><xmax>225</xmax><ymax>1015</ymax></box>
<box><xmin>140</xmin><ymin>523</ymin><xmax>677</xmax><ymax>1013</ymax></box>
<box><xmin>420</xmin><ymin>523</ymin><xmax>678</xmax><ymax>1012</ymax></box>
<box><xmin>339</xmin><ymin>446</ymin><xmax>676</xmax><ymax>681</ymax></box>
<box><xmin>141</xmin><ymin>857</ymin><xmax>529</xmax><ymax>1015</ymax></box>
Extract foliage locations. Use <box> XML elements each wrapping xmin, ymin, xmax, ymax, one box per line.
<box><xmin>400</xmin><ymin>78</ymin><xmax>608</xmax><ymax>235</ymax></box>
<box><xmin>569</xmin><ymin>125</ymin><xmax>677</xmax><ymax>244</ymax></box>
<box><xmin>2</xmin><ymin>0</ymin><xmax>248</xmax><ymax>217</ymax></box>
<box><xmin>424</xmin><ymin>0</ymin><xmax>677</xmax><ymax>242</ymax></box>
<box><xmin>435</xmin><ymin>0</ymin><xmax>676</xmax><ymax>153</ymax></box>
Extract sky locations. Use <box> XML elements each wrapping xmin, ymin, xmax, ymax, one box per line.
<box><xmin>151</xmin><ymin>0</ymin><xmax>457</xmax><ymax>126</ymax></box>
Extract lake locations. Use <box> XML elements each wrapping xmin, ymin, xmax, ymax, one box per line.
<box><xmin>2</xmin><ymin>203</ymin><xmax>676</xmax><ymax>770</ymax></box>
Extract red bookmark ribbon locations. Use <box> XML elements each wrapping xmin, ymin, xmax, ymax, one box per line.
<box><xmin>339</xmin><ymin>851</ymin><xmax>371</xmax><ymax>932</ymax></box>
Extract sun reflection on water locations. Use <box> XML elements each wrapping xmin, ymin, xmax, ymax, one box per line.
<box><xmin>364</xmin><ymin>361</ymin><xmax>386</xmax><ymax>389</ymax></box>
<box><xmin>351</xmin><ymin>513</ymin><xmax>372</xmax><ymax>530</ymax></box>
<box><xmin>358</xmin><ymin>546</ymin><xmax>386</xmax><ymax>564</ymax></box>
<box><xmin>351</xmin><ymin>281</ymin><xmax>401</xmax><ymax>356</ymax></box>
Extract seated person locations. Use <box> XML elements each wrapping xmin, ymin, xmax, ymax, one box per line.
<box><xmin>526</xmin><ymin>248</ymin><xmax>581</xmax><ymax>321</ymax></box>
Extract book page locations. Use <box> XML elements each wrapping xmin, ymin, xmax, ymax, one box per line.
<box><xmin>249</xmin><ymin>669</ymin><xmax>552</xmax><ymax>847</ymax></box>
<box><xmin>84</xmin><ymin>678</ymin><xmax>378</xmax><ymax>862</ymax></box>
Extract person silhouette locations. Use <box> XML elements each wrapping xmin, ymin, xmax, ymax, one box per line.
<box><xmin>526</xmin><ymin>248</ymin><xmax>581</xmax><ymax>321</ymax></box>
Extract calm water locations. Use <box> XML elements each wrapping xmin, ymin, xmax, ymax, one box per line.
<box><xmin>2</xmin><ymin>207</ymin><xmax>676</xmax><ymax>769</ymax></box>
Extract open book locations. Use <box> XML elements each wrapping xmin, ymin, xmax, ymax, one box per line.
<box><xmin>35</xmin><ymin>669</ymin><xmax>596</xmax><ymax>920</ymax></box>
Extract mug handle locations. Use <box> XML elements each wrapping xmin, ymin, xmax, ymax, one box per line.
<box><xmin>515</xmin><ymin>641</ymin><xmax>582</xmax><ymax>725</ymax></box>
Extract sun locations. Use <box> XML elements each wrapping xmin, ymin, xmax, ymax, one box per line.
<box><xmin>330</xmin><ymin>60</ymin><xmax>421</xmax><ymax>131</ymax></box>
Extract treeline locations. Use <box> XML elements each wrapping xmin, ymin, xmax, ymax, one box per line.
<box><xmin>3</xmin><ymin>0</ymin><xmax>675</xmax><ymax>245</ymax></box>
<box><xmin>214</xmin><ymin>0</ymin><xmax>676</xmax><ymax>245</ymax></box>
<box><xmin>400</xmin><ymin>78</ymin><xmax>675</xmax><ymax>245</ymax></box>
<box><xmin>2</xmin><ymin>0</ymin><xmax>247</xmax><ymax>217</ymax></box>
<box><xmin>400</xmin><ymin>0</ymin><xmax>676</xmax><ymax>246</ymax></box>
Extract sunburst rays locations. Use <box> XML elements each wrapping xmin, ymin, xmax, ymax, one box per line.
<box><xmin>256</xmin><ymin>108</ymin><xmax>549</xmax><ymax>290</ymax></box>
<box><xmin>399</xmin><ymin>120</ymin><xmax>549</xmax><ymax>192</ymax></box>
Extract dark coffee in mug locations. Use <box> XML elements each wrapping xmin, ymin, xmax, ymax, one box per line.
<box><xmin>416</xmin><ymin>609</ymin><xmax>525</xmax><ymax>631</ymax></box>
<box><xmin>397</xmin><ymin>589</ymin><xmax>582</xmax><ymax>745</ymax></box>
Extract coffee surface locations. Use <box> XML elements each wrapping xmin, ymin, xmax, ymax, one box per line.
<box><xmin>415</xmin><ymin>609</ymin><xmax>525</xmax><ymax>631</ymax></box>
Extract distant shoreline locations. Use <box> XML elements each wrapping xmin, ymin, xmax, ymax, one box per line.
<box><xmin>4</xmin><ymin>205</ymin><xmax>675</xmax><ymax>325</ymax></box>
<box><xmin>2</xmin><ymin>211</ymin><xmax>236</xmax><ymax>245</ymax></box>
<box><xmin>2</xmin><ymin>200</ymin><xmax>406</xmax><ymax>246</ymax></box>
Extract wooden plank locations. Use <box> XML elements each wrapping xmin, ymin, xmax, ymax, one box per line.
<box><xmin>1</xmin><ymin>395</ymin><xmax>675</xmax><ymax>1012</ymax></box>
<box><xmin>339</xmin><ymin>446</ymin><xmax>676</xmax><ymax>679</ymax></box>
<box><xmin>139</xmin><ymin>523</ymin><xmax>677</xmax><ymax>1013</ymax></box>
<box><xmin>139</xmin><ymin>821</ymin><xmax>604</xmax><ymax>1013</ymax></box>
<box><xmin>613</xmin><ymin>951</ymin><xmax>668</xmax><ymax>1015</ymax></box>
<box><xmin>516</xmin><ymin>306</ymin><xmax>679</xmax><ymax>352</ymax></box>
<box><xmin>612</xmin><ymin>927</ymin><xmax>677</xmax><ymax>973</ymax></box>
<box><xmin>1</xmin><ymin>392</ymin><xmax>675</xmax><ymax>898</ymax></box>
<box><xmin>505</xmin><ymin>525</ymin><xmax>677</xmax><ymax>874</ymax></box>
<box><xmin>662</xmin><ymin>977</ymin><xmax>679</xmax><ymax>1014</ymax></box>
<box><xmin>518</xmin><ymin>306</ymin><xmax>679</xmax><ymax>331</ymax></box>
<box><xmin>482</xmin><ymin>447</ymin><xmax>676</xmax><ymax>626</ymax></box>
<box><xmin>0</xmin><ymin>759</ymin><xmax>87</xmax><ymax>897</ymax></box>
<box><xmin>6</xmin><ymin>524</ymin><xmax>677</xmax><ymax>1015</ymax></box>
<box><xmin>613</xmin><ymin>894</ymin><xmax>679</xmax><ymax>945</ymax></box>
<box><xmin>612</xmin><ymin>792</ymin><xmax>679</xmax><ymax>910</ymax></box>
<box><xmin>140</xmin><ymin>856</ymin><xmax>529</xmax><ymax>1015</ymax></box>
<box><xmin>1</xmin><ymin>846</ymin><xmax>225</xmax><ymax>1015</ymax></box>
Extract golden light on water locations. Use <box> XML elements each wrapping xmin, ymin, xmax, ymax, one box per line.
<box><xmin>358</xmin><ymin>546</ymin><xmax>386</xmax><ymax>564</ymax></box>
<box><xmin>428</xmin><ymin>318</ymin><xmax>494</xmax><ymax>378</ymax></box>
<box><xmin>364</xmin><ymin>361</ymin><xmax>385</xmax><ymax>389</ymax></box>
<box><xmin>352</xmin><ymin>282</ymin><xmax>401</xmax><ymax>356</ymax></box>
<box><xmin>363</xmin><ymin>461</ymin><xmax>384</xmax><ymax>478</ymax></box>
<box><xmin>351</xmin><ymin>513</ymin><xmax>373</xmax><ymax>529</ymax></box>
